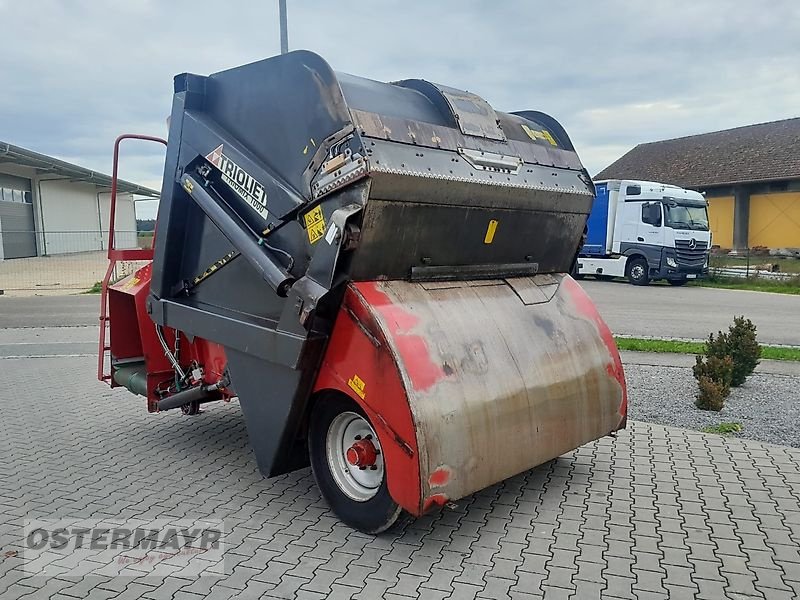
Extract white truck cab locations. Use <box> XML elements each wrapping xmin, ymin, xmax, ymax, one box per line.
<box><xmin>577</xmin><ymin>179</ymin><xmax>711</xmax><ymax>285</ymax></box>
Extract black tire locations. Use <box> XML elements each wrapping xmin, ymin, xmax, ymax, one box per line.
<box><xmin>626</xmin><ymin>257</ymin><xmax>650</xmax><ymax>286</ymax></box>
<box><xmin>181</xmin><ymin>401</ymin><xmax>200</xmax><ymax>415</ymax></box>
<box><xmin>308</xmin><ymin>394</ymin><xmax>402</xmax><ymax>534</ymax></box>
<box><xmin>668</xmin><ymin>279</ymin><xmax>689</xmax><ymax>286</ymax></box>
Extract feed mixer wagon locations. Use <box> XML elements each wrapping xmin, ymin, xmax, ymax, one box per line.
<box><xmin>99</xmin><ymin>51</ymin><xmax>627</xmax><ymax>533</ymax></box>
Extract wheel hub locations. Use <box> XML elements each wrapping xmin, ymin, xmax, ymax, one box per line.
<box><xmin>346</xmin><ymin>438</ymin><xmax>378</xmax><ymax>468</ymax></box>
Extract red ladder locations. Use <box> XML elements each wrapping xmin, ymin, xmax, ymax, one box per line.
<box><xmin>98</xmin><ymin>134</ymin><xmax>167</xmax><ymax>383</ymax></box>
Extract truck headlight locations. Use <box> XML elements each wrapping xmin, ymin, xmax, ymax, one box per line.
<box><xmin>666</xmin><ymin>257</ymin><xmax>677</xmax><ymax>268</ymax></box>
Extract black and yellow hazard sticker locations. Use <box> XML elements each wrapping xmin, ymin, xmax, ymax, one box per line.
<box><xmin>303</xmin><ymin>205</ymin><xmax>326</xmax><ymax>244</ymax></box>
<box><xmin>521</xmin><ymin>124</ymin><xmax>557</xmax><ymax>146</ymax></box>
<box><xmin>348</xmin><ymin>374</ymin><xmax>366</xmax><ymax>399</ymax></box>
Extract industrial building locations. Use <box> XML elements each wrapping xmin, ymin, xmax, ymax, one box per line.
<box><xmin>0</xmin><ymin>141</ymin><xmax>159</xmax><ymax>260</ymax></box>
<box><xmin>596</xmin><ymin>117</ymin><xmax>800</xmax><ymax>251</ymax></box>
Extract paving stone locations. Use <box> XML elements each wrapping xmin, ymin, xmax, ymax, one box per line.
<box><xmin>6</xmin><ymin>355</ymin><xmax>800</xmax><ymax>600</ymax></box>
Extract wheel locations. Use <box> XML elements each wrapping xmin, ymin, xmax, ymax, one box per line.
<box><xmin>308</xmin><ymin>395</ymin><xmax>402</xmax><ymax>534</ymax></box>
<box><xmin>181</xmin><ymin>401</ymin><xmax>200</xmax><ymax>415</ymax></box>
<box><xmin>626</xmin><ymin>257</ymin><xmax>650</xmax><ymax>286</ymax></box>
<box><xmin>668</xmin><ymin>279</ymin><xmax>689</xmax><ymax>286</ymax></box>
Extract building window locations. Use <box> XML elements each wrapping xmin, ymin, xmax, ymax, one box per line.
<box><xmin>0</xmin><ymin>186</ymin><xmax>32</xmax><ymax>203</ymax></box>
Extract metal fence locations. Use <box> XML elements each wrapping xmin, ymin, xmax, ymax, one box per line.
<box><xmin>708</xmin><ymin>248</ymin><xmax>800</xmax><ymax>281</ymax></box>
<box><xmin>0</xmin><ymin>231</ymin><xmax>150</xmax><ymax>294</ymax></box>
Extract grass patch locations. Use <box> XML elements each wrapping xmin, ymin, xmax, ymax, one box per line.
<box><xmin>138</xmin><ymin>232</ymin><xmax>154</xmax><ymax>249</ymax></box>
<box><xmin>701</xmin><ymin>422</ymin><xmax>743</xmax><ymax>435</ymax></box>
<box><xmin>761</xmin><ymin>346</ymin><xmax>800</xmax><ymax>361</ymax></box>
<box><xmin>615</xmin><ymin>337</ymin><xmax>704</xmax><ymax>354</ymax></box>
<box><xmin>84</xmin><ymin>281</ymin><xmax>103</xmax><ymax>294</ymax></box>
<box><xmin>691</xmin><ymin>275</ymin><xmax>800</xmax><ymax>295</ymax></box>
<box><xmin>614</xmin><ymin>337</ymin><xmax>800</xmax><ymax>362</ymax></box>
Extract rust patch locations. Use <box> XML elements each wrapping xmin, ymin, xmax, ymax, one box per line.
<box><xmin>356</xmin><ymin>281</ymin><xmax>445</xmax><ymax>391</ymax></box>
<box><xmin>428</xmin><ymin>466</ymin><xmax>452</xmax><ymax>488</ymax></box>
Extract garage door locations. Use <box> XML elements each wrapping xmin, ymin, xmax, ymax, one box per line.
<box><xmin>707</xmin><ymin>195</ymin><xmax>734</xmax><ymax>250</ymax></box>
<box><xmin>0</xmin><ymin>174</ymin><xmax>37</xmax><ymax>258</ymax></box>
<box><xmin>749</xmin><ymin>192</ymin><xmax>800</xmax><ymax>249</ymax></box>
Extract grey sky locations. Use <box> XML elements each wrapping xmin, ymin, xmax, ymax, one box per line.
<box><xmin>1</xmin><ymin>1</ymin><xmax>798</xmax><ymax>219</ymax></box>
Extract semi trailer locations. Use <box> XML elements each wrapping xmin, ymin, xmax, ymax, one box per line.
<box><xmin>576</xmin><ymin>179</ymin><xmax>711</xmax><ymax>285</ymax></box>
<box><xmin>98</xmin><ymin>51</ymin><xmax>627</xmax><ymax>533</ymax></box>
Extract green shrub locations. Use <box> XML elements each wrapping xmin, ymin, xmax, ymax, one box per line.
<box><xmin>692</xmin><ymin>354</ymin><xmax>733</xmax><ymax>398</ymax></box>
<box><xmin>695</xmin><ymin>376</ymin><xmax>726</xmax><ymax>411</ymax></box>
<box><xmin>705</xmin><ymin>316</ymin><xmax>761</xmax><ymax>386</ymax></box>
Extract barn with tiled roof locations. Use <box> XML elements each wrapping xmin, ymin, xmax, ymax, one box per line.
<box><xmin>596</xmin><ymin>118</ymin><xmax>800</xmax><ymax>251</ymax></box>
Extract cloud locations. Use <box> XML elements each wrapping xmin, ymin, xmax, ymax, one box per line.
<box><xmin>1</xmin><ymin>0</ymin><xmax>798</xmax><ymax>219</ymax></box>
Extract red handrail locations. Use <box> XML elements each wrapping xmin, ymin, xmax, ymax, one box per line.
<box><xmin>108</xmin><ymin>134</ymin><xmax>167</xmax><ymax>260</ymax></box>
<box><xmin>98</xmin><ymin>134</ymin><xmax>167</xmax><ymax>383</ymax></box>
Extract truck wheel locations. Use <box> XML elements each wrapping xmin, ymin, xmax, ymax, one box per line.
<box><xmin>626</xmin><ymin>258</ymin><xmax>650</xmax><ymax>286</ymax></box>
<box><xmin>309</xmin><ymin>394</ymin><xmax>402</xmax><ymax>534</ymax></box>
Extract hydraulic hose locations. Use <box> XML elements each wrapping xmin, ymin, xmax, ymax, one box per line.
<box><xmin>157</xmin><ymin>380</ymin><xmax>224</xmax><ymax>412</ymax></box>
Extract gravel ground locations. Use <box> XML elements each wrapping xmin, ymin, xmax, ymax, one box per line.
<box><xmin>626</xmin><ymin>363</ymin><xmax>800</xmax><ymax>447</ymax></box>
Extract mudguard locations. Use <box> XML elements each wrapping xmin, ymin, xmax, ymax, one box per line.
<box><xmin>314</xmin><ymin>274</ymin><xmax>626</xmax><ymax>515</ymax></box>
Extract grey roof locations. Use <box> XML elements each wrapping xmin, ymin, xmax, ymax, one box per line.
<box><xmin>0</xmin><ymin>140</ymin><xmax>160</xmax><ymax>198</ymax></box>
<box><xmin>595</xmin><ymin>117</ymin><xmax>800</xmax><ymax>188</ymax></box>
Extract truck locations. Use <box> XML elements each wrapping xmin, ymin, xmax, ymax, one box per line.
<box><xmin>576</xmin><ymin>179</ymin><xmax>711</xmax><ymax>285</ymax></box>
<box><xmin>98</xmin><ymin>51</ymin><xmax>627</xmax><ymax>534</ymax></box>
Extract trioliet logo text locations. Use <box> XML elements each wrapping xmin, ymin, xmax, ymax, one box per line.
<box><xmin>206</xmin><ymin>144</ymin><xmax>269</xmax><ymax>220</ymax></box>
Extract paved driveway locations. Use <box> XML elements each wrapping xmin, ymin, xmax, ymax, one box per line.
<box><xmin>579</xmin><ymin>280</ymin><xmax>800</xmax><ymax>346</ymax></box>
<box><xmin>2</xmin><ymin>354</ymin><xmax>800</xmax><ymax>599</ymax></box>
<box><xmin>4</xmin><ymin>281</ymin><xmax>799</xmax><ymax>345</ymax></box>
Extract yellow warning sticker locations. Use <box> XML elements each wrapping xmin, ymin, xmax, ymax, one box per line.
<box><xmin>121</xmin><ymin>276</ymin><xmax>140</xmax><ymax>290</ymax></box>
<box><xmin>348</xmin><ymin>374</ymin><xmax>366</xmax><ymax>399</ymax></box>
<box><xmin>521</xmin><ymin>124</ymin><xmax>558</xmax><ymax>146</ymax></box>
<box><xmin>484</xmin><ymin>219</ymin><xmax>499</xmax><ymax>244</ymax></box>
<box><xmin>303</xmin><ymin>205</ymin><xmax>326</xmax><ymax>244</ymax></box>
